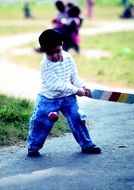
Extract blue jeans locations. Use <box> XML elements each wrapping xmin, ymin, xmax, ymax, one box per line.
<box><xmin>26</xmin><ymin>94</ymin><xmax>95</xmax><ymax>151</ymax></box>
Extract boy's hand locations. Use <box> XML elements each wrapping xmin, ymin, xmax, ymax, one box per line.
<box><xmin>83</xmin><ymin>87</ymin><xmax>92</xmax><ymax>98</ymax></box>
<box><xmin>76</xmin><ymin>89</ymin><xmax>85</xmax><ymax>96</ymax></box>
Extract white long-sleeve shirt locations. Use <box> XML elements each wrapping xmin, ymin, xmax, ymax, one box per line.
<box><xmin>40</xmin><ymin>50</ymin><xmax>85</xmax><ymax>99</ymax></box>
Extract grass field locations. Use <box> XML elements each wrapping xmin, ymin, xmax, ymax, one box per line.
<box><xmin>5</xmin><ymin>31</ymin><xmax>134</xmax><ymax>89</ymax></box>
<box><xmin>0</xmin><ymin>1</ymin><xmax>134</xmax><ymax>146</ymax></box>
<box><xmin>0</xmin><ymin>94</ymin><xmax>69</xmax><ymax>146</ymax></box>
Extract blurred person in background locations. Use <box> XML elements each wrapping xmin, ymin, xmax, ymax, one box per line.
<box><xmin>86</xmin><ymin>0</ymin><xmax>95</xmax><ymax>19</ymax></box>
<box><xmin>53</xmin><ymin>2</ymin><xmax>83</xmax><ymax>53</ymax></box>
<box><xmin>35</xmin><ymin>1</ymin><xmax>83</xmax><ymax>54</ymax></box>
<box><xmin>23</xmin><ymin>1</ymin><xmax>32</xmax><ymax>18</ymax></box>
<box><xmin>35</xmin><ymin>1</ymin><xmax>67</xmax><ymax>54</ymax></box>
<box><xmin>62</xmin><ymin>5</ymin><xmax>83</xmax><ymax>53</ymax></box>
<box><xmin>120</xmin><ymin>0</ymin><xmax>129</xmax><ymax>7</ymax></box>
<box><xmin>52</xmin><ymin>1</ymin><xmax>68</xmax><ymax>30</ymax></box>
<box><xmin>120</xmin><ymin>3</ymin><xmax>134</xmax><ymax>18</ymax></box>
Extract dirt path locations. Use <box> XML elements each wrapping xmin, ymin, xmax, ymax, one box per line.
<box><xmin>80</xmin><ymin>20</ymin><xmax>134</xmax><ymax>35</ymax></box>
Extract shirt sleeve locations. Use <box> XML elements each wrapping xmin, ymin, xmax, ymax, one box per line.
<box><xmin>70</xmin><ymin>56</ymin><xmax>85</xmax><ymax>88</ymax></box>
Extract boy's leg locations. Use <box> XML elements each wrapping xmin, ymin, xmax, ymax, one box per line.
<box><xmin>61</xmin><ymin>95</ymin><xmax>95</xmax><ymax>149</ymax></box>
<box><xmin>61</xmin><ymin>95</ymin><xmax>101</xmax><ymax>153</ymax></box>
<box><xmin>27</xmin><ymin>94</ymin><xmax>59</xmax><ymax>153</ymax></box>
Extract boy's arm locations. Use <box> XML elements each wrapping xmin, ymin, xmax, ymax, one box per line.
<box><xmin>70</xmin><ymin>62</ymin><xmax>85</xmax><ymax>88</ymax></box>
<box><xmin>70</xmin><ymin>61</ymin><xmax>91</xmax><ymax>97</ymax></box>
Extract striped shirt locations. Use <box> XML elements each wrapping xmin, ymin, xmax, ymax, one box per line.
<box><xmin>40</xmin><ymin>50</ymin><xmax>85</xmax><ymax>99</ymax></box>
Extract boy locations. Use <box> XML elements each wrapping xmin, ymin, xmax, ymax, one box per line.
<box><xmin>27</xmin><ymin>29</ymin><xmax>101</xmax><ymax>157</ymax></box>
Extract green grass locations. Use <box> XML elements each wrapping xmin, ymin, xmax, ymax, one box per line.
<box><xmin>76</xmin><ymin>31</ymin><xmax>134</xmax><ymax>88</ymax></box>
<box><xmin>0</xmin><ymin>94</ymin><xmax>32</xmax><ymax>146</ymax></box>
<box><xmin>0</xmin><ymin>2</ymin><xmax>56</xmax><ymax>20</ymax></box>
<box><xmin>0</xmin><ymin>94</ymin><xmax>69</xmax><ymax>146</ymax></box>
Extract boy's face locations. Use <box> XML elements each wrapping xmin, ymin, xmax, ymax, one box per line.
<box><xmin>46</xmin><ymin>46</ymin><xmax>63</xmax><ymax>62</ymax></box>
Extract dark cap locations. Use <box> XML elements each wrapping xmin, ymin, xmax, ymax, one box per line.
<box><xmin>38</xmin><ymin>29</ymin><xmax>63</xmax><ymax>52</ymax></box>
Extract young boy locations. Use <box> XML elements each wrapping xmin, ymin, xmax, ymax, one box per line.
<box><xmin>26</xmin><ymin>29</ymin><xmax>101</xmax><ymax>157</ymax></box>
